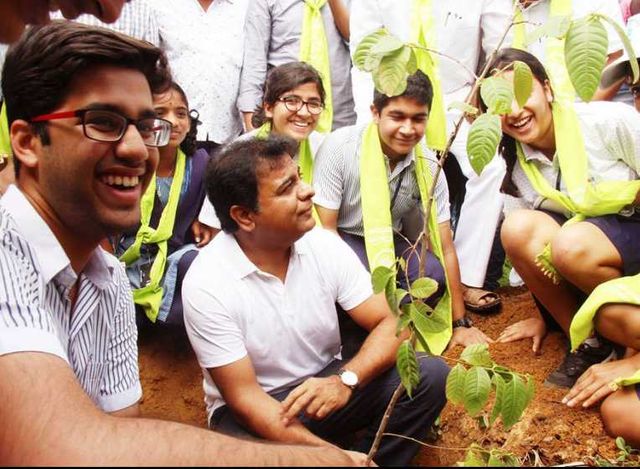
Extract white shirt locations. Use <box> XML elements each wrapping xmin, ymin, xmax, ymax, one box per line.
<box><xmin>153</xmin><ymin>0</ymin><xmax>249</xmax><ymax>143</ymax></box>
<box><xmin>183</xmin><ymin>228</ymin><xmax>372</xmax><ymax>419</ymax></box>
<box><xmin>0</xmin><ymin>186</ymin><xmax>141</xmax><ymax>412</ymax></box>
<box><xmin>521</xmin><ymin>0</ymin><xmax>624</xmax><ymax>62</ymax></box>
<box><xmin>313</xmin><ymin>124</ymin><xmax>450</xmax><ymax>239</ymax></box>
<box><xmin>349</xmin><ymin>0</ymin><xmax>512</xmax><ymax>121</ymax></box>
<box><xmin>506</xmin><ymin>101</ymin><xmax>640</xmax><ymax>211</ymax></box>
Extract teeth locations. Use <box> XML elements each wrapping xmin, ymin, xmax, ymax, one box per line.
<box><xmin>101</xmin><ymin>175</ymin><xmax>140</xmax><ymax>188</ymax></box>
<box><xmin>512</xmin><ymin>116</ymin><xmax>531</xmax><ymax>128</ymax></box>
<box><xmin>292</xmin><ymin>121</ymin><xmax>310</xmax><ymax>128</ymax></box>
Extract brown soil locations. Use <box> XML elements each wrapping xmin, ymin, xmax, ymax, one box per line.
<box><xmin>137</xmin><ymin>287</ymin><xmax>633</xmax><ymax>466</ymax></box>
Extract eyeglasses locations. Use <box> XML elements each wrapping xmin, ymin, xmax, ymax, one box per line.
<box><xmin>277</xmin><ymin>96</ymin><xmax>324</xmax><ymax>115</ymax></box>
<box><xmin>31</xmin><ymin>109</ymin><xmax>173</xmax><ymax>147</ymax></box>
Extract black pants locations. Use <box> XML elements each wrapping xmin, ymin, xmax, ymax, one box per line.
<box><xmin>210</xmin><ymin>355</ymin><xmax>449</xmax><ymax>466</ymax></box>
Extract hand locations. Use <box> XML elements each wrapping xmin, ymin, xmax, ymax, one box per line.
<box><xmin>562</xmin><ymin>357</ymin><xmax>640</xmax><ymax>408</ymax></box>
<box><xmin>280</xmin><ymin>376</ymin><xmax>351</xmax><ymax>425</ymax></box>
<box><xmin>448</xmin><ymin>326</ymin><xmax>494</xmax><ymax>350</ymax></box>
<box><xmin>343</xmin><ymin>450</ymin><xmax>377</xmax><ymax>467</ymax></box>
<box><xmin>191</xmin><ymin>220</ymin><xmax>218</xmax><ymax>247</ymax></box>
<box><xmin>497</xmin><ymin>317</ymin><xmax>547</xmax><ymax>354</ymax></box>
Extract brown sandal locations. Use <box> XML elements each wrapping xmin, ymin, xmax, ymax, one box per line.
<box><xmin>463</xmin><ymin>287</ymin><xmax>502</xmax><ymax>314</ymax></box>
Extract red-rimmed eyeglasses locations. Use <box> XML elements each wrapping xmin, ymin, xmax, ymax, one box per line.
<box><xmin>31</xmin><ymin>109</ymin><xmax>172</xmax><ymax>147</ymax></box>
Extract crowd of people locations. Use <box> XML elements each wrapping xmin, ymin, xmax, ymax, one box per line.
<box><xmin>0</xmin><ymin>0</ymin><xmax>640</xmax><ymax>465</ymax></box>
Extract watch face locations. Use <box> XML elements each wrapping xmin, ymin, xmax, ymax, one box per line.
<box><xmin>340</xmin><ymin>370</ymin><xmax>358</xmax><ymax>387</ymax></box>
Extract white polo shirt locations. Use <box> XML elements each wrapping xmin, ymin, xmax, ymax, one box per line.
<box><xmin>182</xmin><ymin>227</ymin><xmax>373</xmax><ymax>419</ymax></box>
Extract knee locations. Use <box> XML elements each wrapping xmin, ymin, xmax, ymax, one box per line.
<box><xmin>595</xmin><ymin>304</ymin><xmax>640</xmax><ymax>350</ymax></box>
<box><xmin>550</xmin><ymin>227</ymin><xmax>590</xmax><ymax>278</ymax></box>
<box><xmin>416</xmin><ymin>355</ymin><xmax>449</xmax><ymax>404</ymax></box>
<box><xmin>500</xmin><ymin>210</ymin><xmax>539</xmax><ymax>257</ymax></box>
<box><xmin>601</xmin><ymin>393</ymin><xmax>635</xmax><ymax>441</ymax></box>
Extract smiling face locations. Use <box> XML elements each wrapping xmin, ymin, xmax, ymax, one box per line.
<box><xmin>252</xmin><ymin>154</ymin><xmax>316</xmax><ymax>244</ymax></box>
<box><xmin>372</xmin><ymin>96</ymin><xmax>429</xmax><ymax>161</ymax></box>
<box><xmin>153</xmin><ymin>87</ymin><xmax>190</xmax><ymax>150</ymax></box>
<box><xmin>23</xmin><ymin>64</ymin><xmax>158</xmax><ymax>240</ymax></box>
<box><xmin>264</xmin><ymin>82</ymin><xmax>322</xmax><ymax>142</ymax></box>
<box><xmin>499</xmin><ymin>70</ymin><xmax>555</xmax><ymax>155</ymax></box>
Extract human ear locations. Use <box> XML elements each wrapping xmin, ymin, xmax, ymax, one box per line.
<box><xmin>229</xmin><ymin>205</ymin><xmax>256</xmax><ymax>233</ymax></box>
<box><xmin>10</xmin><ymin>120</ymin><xmax>41</xmax><ymax>170</ymax></box>
<box><xmin>370</xmin><ymin>104</ymin><xmax>381</xmax><ymax>123</ymax></box>
<box><xmin>264</xmin><ymin>102</ymin><xmax>275</xmax><ymax>120</ymax></box>
<box><xmin>543</xmin><ymin>80</ymin><xmax>554</xmax><ymax>103</ymax></box>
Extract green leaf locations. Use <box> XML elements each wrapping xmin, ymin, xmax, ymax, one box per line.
<box><xmin>565</xmin><ymin>15</ymin><xmax>609</xmax><ymax>102</ymax></box>
<box><xmin>596</xmin><ymin>13</ymin><xmax>640</xmax><ymax>84</ymax></box>
<box><xmin>524</xmin><ymin>375</ymin><xmax>536</xmax><ymax>406</ymax></box>
<box><xmin>353</xmin><ymin>28</ymin><xmax>389</xmax><ymax>72</ymax></box>
<box><xmin>396</xmin><ymin>340</ymin><xmax>420</xmax><ymax>398</ymax></box>
<box><xmin>371</xmin><ymin>266</ymin><xmax>394</xmax><ymax>293</ymax></box>
<box><xmin>408</xmin><ymin>301</ymin><xmax>448</xmax><ymax>335</ymax></box>
<box><xmin>616</xmin><ymin>436</ymin><xmax>628</xmax><ymax>452</ymax></box>
<box><xmin>394</xmin><ymin>288</ymin><xmax>408</xmax><ymax>310</ymax></box>
<box><xmin>480</xmin><ymin>76</ymin><xmax>513</xmax><ymax>114</ymax></box>
<box><xmin>406</xmin><ymin>48</ymin><xmax>418</xmax><ymax>75</ymax></box>
<box><xmin>466</xmin><ymin>113</ymin><xmax>501</xmax><ymax>176</ymax></box>
<box><xmin>410</xmin><ymin>277</ymin><xmax>439</xmax><ymax>299</ymax></box>
<box><xmin>373</xmin><ymin>46</ymin><xmax>412</xmax><ymax>96</ymax></box>
<box><xmin>447</xmin><ymin>101</ymin><xmax>479</xmax><ymax>116</ymax></box>
<box><xmin>395</xmin><ymin>314</ymin><xmax>412</xmax><ymax>336</ymax></box>
<box><xmin>501</xmin><ymin>374</ymin><xmax>529</xmax><ymax>429</ymax></box>
<box><xmin>490</xmin><ymin>373</ymin><xmax>505</xmax><ymax>426</ymax></box>
<box><xmin>460</xmin><ymin>343</ymin><xmax>494</xmax><ymax>367</ymax></box>
<box><xmin>463</xmin><ymin>366</ymin><xmax>491</xmax><ymax>416</ymax></box>
<box><xmin>462</xmin><ymin>447</ymin><xmax>488</xmax><ymax>467</ymax></box>
<box><xmin>396</xmin><ymin>257</ymin><xmax>407</xmax><ymax>273</ymax></box>
<box><xmin>524</xmin><ymin>16</ymin><xmax>571</xmax><ymax>46</ymax></box>
<box><xmin>445</xmin><ymin>363</ymin><xmax>467</xmax><ymax>405</ymax></box>
<box><xmin>488</xmin><ymin>451</ymin><xmax>520</xmax><ymax>467</ymax></box>
<box><xmin>370</xmin><ymin>34</ymin><xmax>405</xmax><ymax>56</ymax></box>
<box><xmin>385</xmin><ymin>277</ymin><xmax>398</xmax><ymax>314</ymax></box>
<box><xmin>513</xmin><ymin>61</ymin><xmax>533</xmax><ymax>108</ymax></box>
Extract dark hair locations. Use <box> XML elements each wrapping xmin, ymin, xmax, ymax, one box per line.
<box><xmin>1</xmin><ymin>21</ymin><xmax>172</xmax><ymax>175</ymax></box>
<box><xmin>478</xmin><ymin>48</ymin><xmax>551</xmax><ymax>196</ymax></box>
<box><xmin>373</xmin><ymin>70</ymin><xmax>433</xmax><ymax>112</ymax></box>
<box><xmin>206</xmin><ymin>135</ymin><xmax>298</xmax><ymax>233</ymax></box>
<box><xmin>154</xmin><ymin>81</ymin><xmax>199</xmax><ymax>157</ymax></box>
<box><xmin>251</xmin><ymin>61</ymin><xmax>326</xmax><ymax>128</ymax></box>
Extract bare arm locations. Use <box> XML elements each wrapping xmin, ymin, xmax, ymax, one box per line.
<box><xmin>208</xmin><ymin>356</ymin><xmax>330</xmax><ymax>446</ymax></box>
<box><xmin>327</xmin><ymin>0</ymin><xmax>350</xmax><ymax>41</ymax></box>
<box><xmin>315</xmin><ymin>205</ymin><xmax>339</xmax><ymax>232</ymax></box>
<box><xmin>110</xmin><ymin>403</ymin><xmax>140</xmax><ymax>418</ymax></box>
<box><xmin>0</xmin><ymin>352</ymin><xmax>356</xmax><ymax>466</ymax></box>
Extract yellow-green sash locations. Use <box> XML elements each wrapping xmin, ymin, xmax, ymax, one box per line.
<box><xmin>513</xmin><ymin>0</ymin><xmax>640</xmax><ymax>281</ymax></box>
<box><xmin>410</xmin><ymin>0</ymin><xmax>447</xmax><ymax>151</ymax></box>
<box><xmin>0</xmin><ymin>103</ymin><xmax>10</xmax><ymax>162</ymax></box>
<box><xmin>360</xmin><ymin>122</ymin><xmax>452</xmax><ymax>354</ymax></box>
<box><xmin>299</xmin><ymin>0</ymin><xmax>333</xmax><ymax>133</ymax></box>
<box><xmin>120</xmin><ymin>149</ymin><xmax>186</xmax><ymax>322</ymax></box>
<box><xmin>570</xmin><ymin>274</ymin><xmax>640</xmax><ymax>386</ymax></box>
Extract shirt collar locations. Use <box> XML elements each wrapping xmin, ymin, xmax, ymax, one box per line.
<box><xmin>521</xmin><ymin>142</ymin><xmax>556</xmax><ymax>166</ymax></box>
<box><xmin>220</xmin><ymin>230</ymin><xmax>310</xmax><ymax>280</ymax></box>
<box><xmin>0</xmin><ymin>185</ymin><xmax>114</xmax><ymax>289</ymax></box>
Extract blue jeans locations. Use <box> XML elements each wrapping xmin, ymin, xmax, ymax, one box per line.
<box><xmin>210</xmin><ymin>355</ymin><xmax>449</xmax><ymax>466</ymax></box>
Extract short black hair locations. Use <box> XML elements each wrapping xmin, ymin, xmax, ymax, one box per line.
<box><xmin>372</xmin><ymin>69</ymin><xmax>433</xmax><ymax>112</ymax></box>
<box><xmin>2</xmin><ymin>21</ymin><xmax>171</xmax><ymax>175</ymax></box>
<box><xmin>206</xmin><ymin>135</ymin><xmax>298</xmax><ymax>233</ymax></box>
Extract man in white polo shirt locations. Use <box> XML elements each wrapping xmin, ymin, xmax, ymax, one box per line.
<box><xmin>183</xmin><ymin>135</ymin><xmax>449</xmax><ymax>466</ymax></box>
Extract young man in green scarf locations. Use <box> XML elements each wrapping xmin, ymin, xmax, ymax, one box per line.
<box><xmin>313</xmin><ymin>70</ymin><xmax>492</xmax><ymax>355</ymax></box>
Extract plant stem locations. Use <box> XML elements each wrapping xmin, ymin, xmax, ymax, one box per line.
<box><xmin>366</xmin><ymin>378</ymin><xmax>406</xmax><ymax>464</ymax></box>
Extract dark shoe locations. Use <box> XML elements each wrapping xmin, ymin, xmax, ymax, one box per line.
<box><xmin>545</xmin><ymin>341</ymin><xmax>617</xmax><ymax>388</ymax></box>
<box><xmin>463</xmin><ymin>286</ymin><xmax>502</xmax><ymax>315</ymax></box>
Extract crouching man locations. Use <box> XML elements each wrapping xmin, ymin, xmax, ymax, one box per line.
<box><xmin>182</xmin><ymin>136</ymin><xmax>449</xmax><ymax>466</ymax></box>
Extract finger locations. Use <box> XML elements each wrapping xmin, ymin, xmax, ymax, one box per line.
<box><xmin>18</xmin><ymin>1</ymin><xmax>50</xmax><ymax>24</ymax></box>
<box><xmin>93</xmin><ymin>0</ymin><xmax>126</xmax><ymax>23</ymax></box>
<box><xmin>532</xmin><ymin>335</ymin><xmax>542</xmax><ymax>354</ymax></box>
<box><xmin>281</xmin><ymin>392</ymin><xmax>314</xmax><ymax>423</ymax></box>
<box><xmin>55</xmin><ymin>0</ymin><xmax>81</xmax><ymax>19</ymax></box>
<box><xmin>304</xmin><ymin>395</ymin><xmax>325</xmax><ymax>418</ymax></box>
<box><xmin>582</xmin><ymin>384</ymin><xmax>615</xmax><ymax>408</ymax></box>
<box><xmin>280</xmin><ymin>386</ymin><xmax>306</xmax><ymax>413</ymax></box>
<box><xmin>565</xmin><ymin>380</ymin><xmax>599</xmax><ymax>407</ymax></box>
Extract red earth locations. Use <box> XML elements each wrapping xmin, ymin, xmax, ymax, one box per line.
<box><xmin>138</xmin><ymin>286</ymin><xmax>637</xmax><ymax>466</ymax></box>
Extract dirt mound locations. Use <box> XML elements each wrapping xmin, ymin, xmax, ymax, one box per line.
<box><xmin>137</xmin><ymin>287</ymin><xmax>632</xmax><ymax>465</ymax></box>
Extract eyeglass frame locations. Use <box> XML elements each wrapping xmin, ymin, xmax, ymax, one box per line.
<box><xmin>30</xmin><ymin>108</ymin><xmax>173</xmax><ymax>147</ymax></box>
<box><xmin>277</xmin><ymin>95</ymin><xmax>325</xmax><ymax>115</ymax></box>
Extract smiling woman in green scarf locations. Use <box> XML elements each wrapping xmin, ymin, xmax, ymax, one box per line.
<box><xmin>480</xmin><ymin>49</ymin><xmax>640</xmax><ymax>392</ymax></box>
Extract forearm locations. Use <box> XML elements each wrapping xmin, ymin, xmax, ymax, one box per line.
<box><xmin>327</xmin><ymin>0</ymin><xmax>349</xmax><ymax>40</ymax></box>
<box><xmin>228</xmin><ymin>389</ymin><xmax>329</xmax><ymax>447</ymax></box>
<box><xmin>443</xmin><ymin>247</ymin><xmax>466</xmax><ymax>321</ymax></box>
<box><xmin>344</xmin><ymin>315</ymin><xmax>402</xmax><ymax>387</ymax></box>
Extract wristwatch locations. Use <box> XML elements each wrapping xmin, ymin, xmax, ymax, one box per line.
<box><xmin>452</xmin><ymin>316</ymin><xmax>474</xmax><ymax>329</ymax></box>
<box><xmin>337</xmin><ymin>368</ymin><xmax>359</xmax><ymax>390</ymax></box>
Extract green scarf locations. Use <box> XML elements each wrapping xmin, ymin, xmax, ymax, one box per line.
<box><xmin>410</xmin><ymin>0</ymin><xmax>447</xmax><ymax>151</ymax></box>
<box><xmin>513</xmin><ymin>0</ymin><xmax>640</xmax><ymax>282</ymax></box>
<box><xmin>360</xmin><ymin>122</ymin><xmax>452</xmax><ymax>354</ymax></box>
<box><xmin>120</xmin><ymin>149</ymin><xmax>186</xmax><ymax>322</ymax></box>
<box><xmin>0</xmin><ymin>103</ymin><xmax>10</xmax><ymax>162</ymax></box>
<box><xmin>299</xmin><ymin>0</ymin><xmax>333</xmax><ymax>133</ymax></box>
<box><xmin>570</xmin><ymin>274</ymin><xmax>640</xmax><ymax>387</ymax></box>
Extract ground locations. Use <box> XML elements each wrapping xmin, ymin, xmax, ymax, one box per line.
<box><xmin>138</xmin><ymin>287</ymin><xmax>637</xmax><ymax>466</ymax></box>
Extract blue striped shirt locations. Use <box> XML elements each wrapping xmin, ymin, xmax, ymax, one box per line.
<box><xmin>0</xmin><ymin>186</ymin><xmax>141</xmax><ymax>412</ymax></box>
